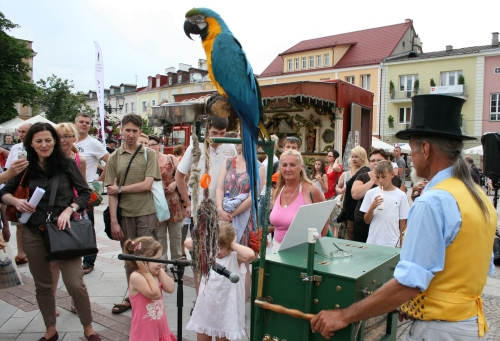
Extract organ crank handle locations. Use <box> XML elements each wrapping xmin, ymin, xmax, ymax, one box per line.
<box><xmin>254</xmin><ymin>300</ymin><xmax>315</xmax><ymax>321</ymax></box>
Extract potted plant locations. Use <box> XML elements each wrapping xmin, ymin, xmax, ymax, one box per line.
<box><xmin>430</xmin><ymin>78</ymin><xmax>436</xmax><ymax>87</ymax></box>
<box><xmin>389</xmin><ymin>80</ymin><xmax>395</xmax><ymax>99</ymax></box>
<box><xmin>388</xmin><ymin>115</ymin><xmax>395</xmax><ymax>129</ymax></box>
<box><xmin>413</xmin><ymin>79</ymin><xmax>420</xmax><ymax>95</ymax></box>
<box><xmin>458</xmin><ymin>75</ymin><xmax>465</xmax><ymax>85</ymax></box>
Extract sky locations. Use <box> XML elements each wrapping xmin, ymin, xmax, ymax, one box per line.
<box><xmin>1</xmin><ymin>0</ymin><xmax>497</xmax><ymax>93</ymax></box>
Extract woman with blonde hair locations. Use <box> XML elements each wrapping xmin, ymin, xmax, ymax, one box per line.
<box><xmin>268</xmin><ymin>150</ymin><xmax>329</xmax><ymax>252</ymax></box>
<box><xmin>334</xmin><ymin>146</ymin><xmax>369</xmax><ymax>240</ymax></box>
<box><xmin>53</xmin><ymin>122</ymin><xmax>88</xmax><ymax>315</ymax></box>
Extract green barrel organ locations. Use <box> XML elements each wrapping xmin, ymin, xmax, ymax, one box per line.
<box><xmin>251</xmin><ymin>236</ymin><xmax>400</xmax><ymax>341</ymax></box>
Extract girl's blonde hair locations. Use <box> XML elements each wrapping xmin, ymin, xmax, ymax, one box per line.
<box><xmin>55</xmin><ymin>123</ymin><xmax>79</xmax><ymax>153</ymax></box>
<box><xmin>122</xmin><ymin>236</ymin><xmax>162</xmax><ymax>271</ymax></box>
<box><xmin>273</xmin><ymin>150</ymin><xmax>312</xmax><ymax>203</ymax></box>
<box><xmin>218</xmin><ymin>221</ymin><xmax>235</xmax><ymax>249</ymax></box>
<box><xmin>349</xmin><ymin>146</ymin><xmax>369</xmax><ymax>173</ymax></box>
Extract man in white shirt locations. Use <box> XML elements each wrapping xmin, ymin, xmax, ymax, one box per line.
<box><xmin>2</xmin><ymin>123</ymin><xmax>31</xmax><ymax>265</ymax></box>
<box><xmin>74</xmin><ymin>113</ymin><xmax>110</xmax><ymax>274</ymax></box>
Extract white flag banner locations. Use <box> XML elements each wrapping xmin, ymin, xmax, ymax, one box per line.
<box><xmin>94</xmin><ymin>42</ymin><xmax>106</xmax><ymax>147</ymax></box>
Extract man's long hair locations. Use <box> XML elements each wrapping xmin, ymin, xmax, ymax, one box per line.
<box><xmin>413</xmin><ymin>135</ymin><xmax>490</xmax><ymax>221</ymax></box>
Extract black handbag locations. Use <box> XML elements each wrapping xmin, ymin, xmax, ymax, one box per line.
<box><xmin>39</xmin><ymin>175</ymin><xmax>98</xmax><ymax>262</ymax></box>
<box><xmin>103</xmin><ymin>145</ymin><xmax>142</xmax><ymax>239</ymax></box>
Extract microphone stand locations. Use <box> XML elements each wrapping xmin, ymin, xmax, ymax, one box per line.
<box><xmin>117</xmin><ymin>254</ymin><xmax>192</xmax><ymax>341</ymax></box>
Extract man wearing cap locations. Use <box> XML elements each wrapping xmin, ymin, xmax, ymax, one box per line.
<box><xmin>311</xmin><ymin>94</ymin><xmax>497</xmax><ymax>340</ymax></box>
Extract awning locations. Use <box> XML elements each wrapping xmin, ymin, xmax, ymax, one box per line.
<box><xmin>261</xmin><ymin>81</ymin><xmax>337</xmax><ymax>106</ymax></box>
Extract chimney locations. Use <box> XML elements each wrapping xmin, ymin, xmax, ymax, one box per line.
<box><xmin>446</xmin><ymin>45</ymin><xmax>453</xmax><ymax>52</ymax></box>
<box><xmin>493</xmin><ymin>32</ymin><xmax>499</xmax><ymax>46</ymax></box>
<box><xmin>405</xmin><ymin>18</ymin><xmax>412</xmax><ymax>23</ymax></box>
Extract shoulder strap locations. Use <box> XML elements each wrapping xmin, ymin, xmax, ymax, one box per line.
<box><xmin>310</xmin><ymin>187</ymin><xmax>314</xmax><ymax>203</ymax></box>
<box><xmin>75</xmin><ymin>153</ymin><xmax>81</xmax><ymax>167</ymax></box>
<box><xmin>46</xmin><ymin>174</ymin><xmax>60</xmax><ymax>220</ymax></box>
<box><xmin>121</xmin><ymin>144</ymin><xmax>142</xmax><ymax>187</ymax></box>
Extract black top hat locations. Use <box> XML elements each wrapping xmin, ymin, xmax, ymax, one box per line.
<box><xmin>106</xmin><ymin>139</ymin><xmax>117</xmax><ymax>144</ymax></box>
<box><xmin>395</xmin><ymin>94</ymin><xmax>475</xmax><ymax>141</ymax></box>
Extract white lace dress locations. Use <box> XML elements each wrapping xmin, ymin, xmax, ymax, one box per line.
<box><xmin>186</xmin><ymin>251</ymin><xmax>246</xmax><ymax>340</ymax></box>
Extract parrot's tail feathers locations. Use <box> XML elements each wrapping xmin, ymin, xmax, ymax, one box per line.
<box><xmin>241</xmin><ymin>127</ymin><xmax>260</xmax><ymax>230</ymax></box>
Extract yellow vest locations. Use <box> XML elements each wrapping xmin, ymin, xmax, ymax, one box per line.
<box><xmin>400</xmin><ymin>177</ymin><xmax>496</xmax><ymax>336</ymax></box>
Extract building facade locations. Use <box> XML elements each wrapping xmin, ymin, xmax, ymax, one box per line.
<box><xmin>257</xmin><ymin>20</ymin><xmax>422</xmax><ymax>136</ymax></box>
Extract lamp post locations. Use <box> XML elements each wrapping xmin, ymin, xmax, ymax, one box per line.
<box><xmin>104</xmin><ymin>95</ymin><xmax>125</xmax><ymax>114</ymax></box>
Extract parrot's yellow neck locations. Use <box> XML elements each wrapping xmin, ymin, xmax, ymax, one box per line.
<box><xmin>202</xmin><ymin>18</ymin><xmax>227</xmax><ymax>97</ymax></box>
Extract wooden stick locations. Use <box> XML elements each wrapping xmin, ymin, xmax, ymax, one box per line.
<box><xmin>254</xmin><ymin>300</ymin><xmax>315</xmax><ymax>321</ymax></box>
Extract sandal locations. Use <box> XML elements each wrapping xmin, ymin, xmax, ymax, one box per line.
<box><xmin>15</xmin><ymin>256</ymin><xmax>28</xmax><ymax>265</ymax></box>
<box><xmin>112</xmin><ymin>297</ymin><xmax>131</xmax><ymax>314</ymax></box>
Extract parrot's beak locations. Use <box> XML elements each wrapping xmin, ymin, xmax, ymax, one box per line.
<box><xmin>184</xmin><ymin>20</ymin><xmax>202</xmax><ymax>40</ymax></box>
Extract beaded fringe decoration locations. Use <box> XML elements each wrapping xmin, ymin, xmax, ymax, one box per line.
<box><xmin>190</xmin><ymin>127</ymin><xmax>219</xmax><ymax>281</ymax></box>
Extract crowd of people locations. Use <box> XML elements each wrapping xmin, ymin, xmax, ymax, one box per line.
<box><xmin>0</xmin><ymin>94</ymin><xmax>497</xmax><ymax>341</ymax></box>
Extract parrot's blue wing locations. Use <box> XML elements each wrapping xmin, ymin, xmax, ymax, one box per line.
<box><xmin>212</xmin><ymin>32</ymin><xmax>261</xmax><ymax>226</ymax></box>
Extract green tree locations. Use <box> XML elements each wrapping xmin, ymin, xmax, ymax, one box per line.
<box><xmin>0</xmin><ymin>12</ymin><xmax>39</xmax><ymax>122</ymax></box>
<box><xmin>142</xmin><ymin>116</ymin><xmax>154</xmax><ymax>135</ymax></box>
<box><xmin>36</xmin><ymin>75</ymin><xmax>94</xmax><ymax>123</ymax></box>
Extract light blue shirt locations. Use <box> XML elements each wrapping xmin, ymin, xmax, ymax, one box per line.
<box><xmin>394</xmin><ymin>167</ymin><xmax>495</xmax><ymax>291</ymax></box>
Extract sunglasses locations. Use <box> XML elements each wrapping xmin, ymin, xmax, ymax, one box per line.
<box><xmin>286</xmin><ymin>136</ymin><xmax>300</xmax><ymax>142</ymax></box>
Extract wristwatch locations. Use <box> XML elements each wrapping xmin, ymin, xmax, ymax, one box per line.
<box><xmin>70</xmin><ymin>206</ymin><xmax>78</xmax><ymax>213</ymax></box>
<box><xmin>117</xmin><ymin>186</ymin><xmax>122</xmax><ymax>194</ymax></box>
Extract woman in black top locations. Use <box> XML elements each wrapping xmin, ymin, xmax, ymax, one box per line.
<box><xmin>0</xmin><ymin>123</ymin><xmax>100</xmax><ymax>341</ymax></box>
<box><xmin>351</xmin><ymin>148</ymin><xmax>407</xmax><ymax>243</ymax></box>
<box><xmin>339</xmin><ymin>146</ymin><xmax>370</xmax><ymax>240</ymax></box>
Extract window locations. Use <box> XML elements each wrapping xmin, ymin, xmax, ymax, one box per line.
<box><xmin>168</xmin><ymin>77</ymin><xmax>172</xmax><ymax>86</ymax></box>
<box><xmin>316</xmin><ymin>55</ymin><xmax>322</xmax><ymax>67</ymax></box>
<box><xmin>494</xmin><ymin>67</ymin><xmax>500</xmax><ymax>74</ymax></box>
<box><xmin>295</xmin><ymin>58</ymin><xmax>299</xmax><ymax>70</ymax></box>
<box><xmin>89</xmin><ymin>93</ymin><xmax>93</xmax><ymax>99</ymax></box>
<box><xmin>309</xmin><ymin>56</ymin><xmax>314</xmax><ymax>68</ymax></box>
<box><xmin>178</xmin><ymin>75</ymin><xmax>182</xmax><ymax>84</ymax></box>
<box><xmin>441</xmin><ymin>70</ymin><xmax>462</xmax><ymax>86</ymax></box>
<box><xmin>345</xmin><ymin>76</ymin><xmax>355</xmax><ymax>84</ymax></box>
<box><xmin>142</xmin><ymin>101</ymin><xmax>147</xmax><ymax>112</ymax></box>
<box><xmin>151</xmin><ymin>100</ymin><xmax>156</xmax><ymax>106</ymax></box>
<box><xmin>131</xmin><ymin>102</ymin><xmax>135</xmax><ymax>112</ymax></box>
<box><xmin>125</xmin><ymin>103</ymin><xmax>128</xmax><ymax>113</ymax></box>
<box><xmin>361</xmin><ymin>74</ymin><xmax>371</xmax><ymax>90</ymax></box>
<box><xmin>491</xmin><ymin>93</ymin><xmax>500</xmax><ymax>121</ymax></box>
<box><xmin>156</xmin><ymin>78</ymin><xmax>160</xmax><ymax>87</ymax></box>
<box><xmin>399</xmin><ymin>75</ymin><xmax>418</xmax><ymax>92</ymax></box>
<box><xmin>287</xmin><ymin>59</ymin><xmax>292</xmax><ymax>71</ymax></box>
<box><xmin>324</xmin><ymin>54</ymin><xmax>330</xmax><ymax>66</ymax></box>
<box><xmin>121</xmin><ymin>86</ymin><xmax>125</xmax><ymax>93</ymax></box>
<box><xmin>302</xmin><ymin>57</ymin><xmax>307</xmax><ymax>69</ymax></box>
<box><xmin>399</xmin><ymin>107</ymin><xmax>412</xmax><ymax>124</ymax></box>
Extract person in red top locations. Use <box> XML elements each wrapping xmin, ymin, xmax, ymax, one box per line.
<box><xmin>324</xmin><ymin>149</ymin><xmax>343</xmax><ymax>236</ymax></box>
<box><xmin>324</xmin><ymin>149</ymin><xmax>342</xmax><ymax>200</ymax></box>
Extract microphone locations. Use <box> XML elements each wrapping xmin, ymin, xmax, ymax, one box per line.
<box><xmin>214</xmin><ymin>263</ymin><xmax>240</xmax><ymax>283</ymax></box>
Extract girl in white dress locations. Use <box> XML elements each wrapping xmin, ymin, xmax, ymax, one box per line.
<box><xmin>185</xmin><ymin>222</ymin><xmax>255</xmax><ymax>341</ymax></box>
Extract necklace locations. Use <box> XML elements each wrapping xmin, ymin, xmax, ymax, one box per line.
<box><xmin>282</xmin><ymin>185</ymin><xmax>300</xmax><ymax>208</ymax></box>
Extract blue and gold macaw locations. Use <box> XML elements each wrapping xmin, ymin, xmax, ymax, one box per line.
<box><xmin>184</xmin><ymin>7</ymin><xmax>270</xmax><ymax>226</ymax></box>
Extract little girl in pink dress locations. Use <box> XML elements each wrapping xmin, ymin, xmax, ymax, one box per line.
<box><xmin>123</xmin><ymin>236</ymin><xmax>177</xmax><ymax>341</ymax></box>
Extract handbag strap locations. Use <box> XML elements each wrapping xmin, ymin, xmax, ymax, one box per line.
<box><xmin>46</xmin><ymin>174</ymin><xmax>60</xmax><ymax>222</ymax></box>
<box><xmin>19</xmin><ymin>169</ymin><xmax>29</xmax><ymax>186</ymax></box>
<box><xmin>118</xmin><ymin>144</ymin><xmax>142</xmax><ymax>200</ymax></box>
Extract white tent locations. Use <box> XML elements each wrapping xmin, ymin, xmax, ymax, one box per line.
<box><xmin>20</xmin><ymin>115</ymin><xmax>56</xmax><ymax>127</ymax></box>
<box><xmin>463</xmin><ymin>145</ymin><xmax>483</xmax><ymax>156</ymax></box>
<box><xmin>395</xmin><ymin>143</ymin><xmax>411</xmax><ymax>154</ymax></box>
<box><xmin>372</xmin><ymin>137</ymin><xmax>394</xmax><ymax>152</ymax></box>
<box><xmin>0</xmin><ymin>117</ymin><xmax>24</xmax><ymax>133</ymax></box>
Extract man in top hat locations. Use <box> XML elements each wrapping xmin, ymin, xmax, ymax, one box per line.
<box><xmin>311</xmin><ymin>94</ymin><xmax>497</xmax><ymax>340</ymax></box>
